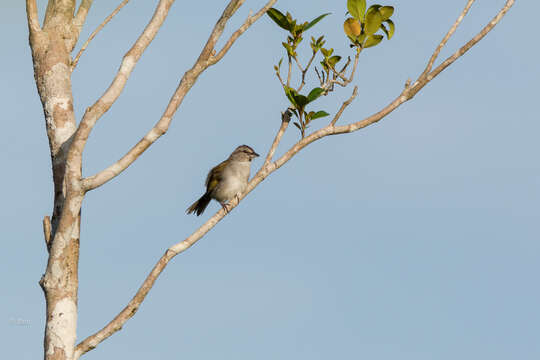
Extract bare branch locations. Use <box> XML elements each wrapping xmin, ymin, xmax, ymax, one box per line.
<box><xmin>410</xmin><ymin>0</ymin><xmax>515</xmax><ymax>98</ymax></box>
<box><xmin>25</xmin><ymin>0</ymin><xmax>41</xmax><ymax>33</ymax></box>
<box><xmin>73</xmin><ymin>0</ymin><xmax>94</xmax><ymax>30</ymax></box>
<box><xmin>72</xmin><ymin>0</ymin><xmax>130</xmax><ymax>70</ymax></box>
<box><xmin>295</xmin><ymin>51</ymin><xmax>317</xmax><ymax>92</ymax></box>
<box><xmin>208</xmin><ymin>0</ymin><xmax>277</xmax><ymax>65</ymax></box>
<box><xmin>275</xmin><ymin>70</ymin><xmax>285</xmax><ymax>87</ymax></box>
<box><xmin>74</xmin><ymin>250</ymin><xmax>175</xmax><ymax>359</ymax></box>
<box><xmin>263</xmin><ymin>110</ymin><xmax>291</xmax><ymax>168</ymax></box>
<box><xmin>68</xmin><ymin>0</ymin><xmax>175</xmax><ymax>188</ymax></box>
<box><xmin>82</xmin><ymin>0</ymin><xmax>276</xmax><ymax>191</ymax></box>
<box><xmin>315</xmin><ymin>66</ymin><xmax>323</xmax><ymax>85</ymax></box>
<box><xmin>419</xmin><ymin>0</ymin><xmax>475</xmax><ymax>80</ymax></box>
<box><xmin>286</xmin><ymin>56</ymin><xmax>292</xmax><ymax>87</ymax></box>
<box><xmin>330</xmin><ymin>86</ymin><xmax>358</xmax><ymax>126</ymax></box>
<box><xmin>320</xmin><ymin>49</ymin><xmax>360</xmax><ymax>93</ymax></box>
<box><xmin>74</xmin><ymin>1</ymin><xmax>514</xmax><ymax>357</ymax></box>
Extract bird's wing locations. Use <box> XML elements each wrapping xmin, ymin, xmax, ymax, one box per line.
<box><xmin>205</xmin><ymin>159</ymin><xmax>228</xmax><ymax>191</ymax></box>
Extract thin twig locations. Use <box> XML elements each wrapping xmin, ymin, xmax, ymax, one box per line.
<box><xmin>275</xmin><ymin>71</ymin><xmax>285</xmax><ymax>87</ymax></box>
<box><xmin>340</xmin><ymin>56</ymin><xmax>351</xmax><ymax>74</ymax></box>
<box><xmin>263</xmin><ymin>110</ymin><xmax>291</xmax><ymax>168</ymax></box>
<box><xmin>328</xmin><ymin>48</ymin><xmax>360</xmax><ymax>87</ymax></box>
<box><xmin>72</xmin><ymin>0</ymin><xmax>130</xmax><ymax>70</ymax></box>
<box><xmin>315</xmin><ymin>67</ymin><xmax>323</xmax><ymax>85</ymax></box>
<box><xmin>419</xmin><ymin>0</ymin><xmax>475</xmax><ymax>80</ymax></box>
<box><xmin>286</xmin><ymin>55</ymin><xmax>292</xmax><ymax>87</ymax></box>
<box><xmin>293</xmin><ymin>55</ymin><xmax>304</xmax><ymax>73</ymax></box>
<box><xmin>208</xmin><ymin>0</ymin><xmax>277</xmax><ymax>65</ymax></box>
<box><xmin>297</xmin><ymin>51</ymin><xmax>317</xmax><ymax>92</ymax></box>
<box><xmin>331</xmin><ymin>86</ymin><xmax>358</xmax><ymax>126</ymax></box>
<box><xmin>410</xmin><ymin>0</ymin><xmax>514</xmax><ymax>98</ymax></box>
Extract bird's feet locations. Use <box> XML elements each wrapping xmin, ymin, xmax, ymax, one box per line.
<box><xmin>221</xmin><ymin>202</ymin><xmax>231</xmax><ymax>214</ymax></box>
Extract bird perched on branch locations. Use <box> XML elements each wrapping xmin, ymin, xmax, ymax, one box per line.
<box><xmin>186</xmin><ymin>145</ymin><xmax>259</xmax><ymax>216</ymax></box>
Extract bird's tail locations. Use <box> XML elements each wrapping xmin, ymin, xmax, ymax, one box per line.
<box><xmin>186</xmin><ymin>193</ymin><xmax>212</xmax><ymax>216</ymax></box>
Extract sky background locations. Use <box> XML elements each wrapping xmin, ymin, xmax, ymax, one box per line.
<box><xmin>1</xmin><ymin>0</ymin><xmax>539</xmax><ymax>359</ymax></box>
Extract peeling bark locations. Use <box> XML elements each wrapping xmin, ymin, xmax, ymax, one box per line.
<box><xmin>28</xmin><ymin>1</ymin><xmax>82</xmax><ymax>360</ymax></box>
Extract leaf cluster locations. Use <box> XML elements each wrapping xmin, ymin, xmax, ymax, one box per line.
<box><xmin>266</xmin><ymin>1</ymin><xmax>397</xmax><ymax>138</ymax></box>
<box><xmin>344</xmin><ymin>0</ymin><xmax>395</xmax><ymax>48</ymax></box>
<box><xmin>267</xmin><ymin>8</ymin><xmax>330</xmax><ymax>57</ymax></box>
<box><xmin>284</xmin><ymin>86</ymin><xmax>329</xmax><ymax>136</ymax></box>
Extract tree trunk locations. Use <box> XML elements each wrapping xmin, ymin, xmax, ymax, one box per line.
<box><xmin>28</xmin><ymin>2</ymin><xmax>83</xmax><ymax>359</ymax></box>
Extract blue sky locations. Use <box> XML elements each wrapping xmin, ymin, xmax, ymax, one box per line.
<box><xmin>2</xmin><ymin>1</ymin><xmax>539</xmax><ymax>359</ymax></box>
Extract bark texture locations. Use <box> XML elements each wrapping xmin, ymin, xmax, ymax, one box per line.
<box><xmin>27</xmin><ymin>1</ymin><xmax>85</xmax><ymax>359</ymax></box>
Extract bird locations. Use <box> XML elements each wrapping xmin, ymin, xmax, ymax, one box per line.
<box><xmin>186</xmin><ymin>145</ymin><xmax>260</xmax><ymax>216</ymax></box>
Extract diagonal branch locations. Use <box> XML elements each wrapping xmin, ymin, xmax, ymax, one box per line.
<box><xmin>262</xmin><ymin>110</ymin><xmax>291</xmax><ymax>168</ymax></box>
<box><xmin>72</xmin><ymin>0</ymin><xmax>130</xmax><ymax>70</ymax></box>
<box><xmin>68</xmin><ymin>0</ymin><xmax>175</xmax><ymax>185</ymax></box>
<box><xmin>330</xmin><ymin>86</ymin><xmax>358</xmax><ymax>126</ymax></box>
<box><xmin>82</xmin><ymin>0</ymin><xmax>277</xmax><ymax>192</ymax></box>
<box><xmin>208</xmin><ymin>0</ymin><xmax>277</xmax><ymax>66</ymax></box>
<box><xmin>410</xmin><ymin>0</ymin><xmax>514</xmax><ymax>98</ymax></box>
<box><xmin>74</xmin><ymin>1</ymin><xmax>514</xmax><ymax>358</ymax></box>
<box><xmin>419</xmin><ymin>0</ymin><xmax>475</xmax><ymax>81</ymax></box>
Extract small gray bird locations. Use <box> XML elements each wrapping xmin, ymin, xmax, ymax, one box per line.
<box><xmin>186</xmin><ymin>145</ymin><xmax>259</xmax><ymax>216</ymax></box>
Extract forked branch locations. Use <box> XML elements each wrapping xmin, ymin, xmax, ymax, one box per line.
<box><xmin>419</xmin><ymin>0</ymin><xmax>475</xmax><ymax>80</ymax></box>
<box><xmin>69</xmin><ymin>0</ymin><xmax>176</xmax><ymax>176</ymax></box>
<box><xmin>72</xmin><ymin>0</ymin><xmax>130</xmax><ymax>70</ymax></box>
<box><xmin>74</xmin><ymin>0</ymin><xmax>514</xmax><ymax>358</ymax></box>
<box><xmin>81</xmin><ymin>0</ymin><xmax>277</xmax><ymax>192</ymax></box>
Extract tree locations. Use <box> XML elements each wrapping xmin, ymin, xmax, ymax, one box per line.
<box><xmin>24</xmin><ymin>0</ymin><xmax>514</xmax><ymax>359</ymax></box>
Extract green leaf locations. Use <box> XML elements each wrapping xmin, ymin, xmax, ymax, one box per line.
<box><xmin>307</xmin><ymin>87</ymin><xmax>324</xmax><ymax>103</ymax></box>
<box><xmin>384</xmin><ymin>19</ymin><xmax>395</xmax><ymax>39</ymax></box>
<box><xmin>328</xmin><ymin>55</ymin><xmax>342</xmax><ymax>67</ymax></box>
<box><xmin>278</xmin><ymin>57</ymin><xmax>283</xmax><ymax>68</ymax></box>
<box><xmin>266</xmin><ymin>8</ymin><xmax>290</xmax><ymax>31</ymax></box>
<box><xmin>364</xmin><ymin>34</ymin><xmax>384</xmax><ymax>48</ymax></box>
<box><xmin>365</xmin><ymin>7</ymin><xmax>383</xmax><ymax>35</ymax></box>
<box><xmin>293</xmin><ymin>122</ymin><xmax>302</xmax><ymax>131</ymax></box>
<box><xmin>282</xmin><ymin>42</ymin><xmax>295</xmax><ymax>56</ymax></box>
<box><xmin>320</xmin><ymin>47</ymin><xmax>333</xmax><ymax>57</ymax></box>
<box><xmin>284</xmin><ymin>86</ymin><xmax>298</xmax><ymax>107</ymax></box>
<box><xmin>311</xmin><ymin>111</ymin><xmax>330</xmax><ymax>120</ymax></box>
<box><xmin>294</xmin><ymin>94</ymin><xmax>309</xmax><ymax>109</ymax></box>
<box><xmin>304</xmin><ymin>13</ymin><xmax>330</xmax><ymax>31</ymax></box>
<box><xmin>347</xmin><ymin>0</ymin><xmax>366</xmax><ymax>21</ymax></box>
<box><xmin>379</xmin><ymin>6</ymin><xmax>394</xmax><ymax>20</ymax></box>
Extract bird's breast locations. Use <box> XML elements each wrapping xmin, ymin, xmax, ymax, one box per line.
<box><xmin>212</xmin><ymin>161</ymin><xmax>250</xmax><ymax>202</ymax></box>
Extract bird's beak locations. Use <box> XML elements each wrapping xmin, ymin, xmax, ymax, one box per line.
<box><xmin>253</xmin><ymin>151</ymin><xmax>260</xmax><ymax>157</ymax></box>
